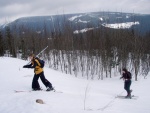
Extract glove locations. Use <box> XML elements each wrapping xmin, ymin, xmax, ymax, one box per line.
<box><xmin>23</xmin><ymin>65</ymin><xmax>28</xmax><ymax>68</ymax></box>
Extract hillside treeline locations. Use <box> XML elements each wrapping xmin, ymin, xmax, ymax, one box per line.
<box><xmin>0</xmin><ymin>22</ymin><xmax>150</xmax><ymax>80</ymax></box>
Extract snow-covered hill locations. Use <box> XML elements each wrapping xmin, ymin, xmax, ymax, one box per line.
<box><xmin>0</xmin><ymin>57</ymin><xmax>150</xmax><ymax>113</ymax></box>
<box><xmin>0</xmin><ymin>12</ymin><xmax>150</xmax><ymax>35</ymax></box>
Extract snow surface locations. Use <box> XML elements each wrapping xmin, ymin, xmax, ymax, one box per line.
<box><xmin>0</xmin><ymin>57</ymin><xmax>150</xmax><ymax>113</ymax></box>
<box><xmin>102</xmin><ymin>22</ymin><xmax>140</xmax><ymax>29</ymax></box>
<box><xmin>68</xmin><ymin>15</ymin><xmax>83</xmax><ymax>21</ymax></box>
<box><xmin>99</xmin><ymin>17</ymin><xmax>103</xmax><ymax>21</ymax></box>
<box><xmin>73</xmin><ymin>28</ymin><xmax>94</xmax><ymax>34</ymax></box>
<box><xmin>78</xmin><ymin>19</ymin><xmax>90</xmax><ymax>23</ymax></box>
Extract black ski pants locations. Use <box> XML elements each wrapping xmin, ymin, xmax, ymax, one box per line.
<box><xmin>32</xmin><ymin>72</ymin><xmax>52</xmax><ymax>89</ymax></box>
<box><xmin>124</xmin><ymin>80</ymin><xmax>131</xmax><ymax>95</ymax></box>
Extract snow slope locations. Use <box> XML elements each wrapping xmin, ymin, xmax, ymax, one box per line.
<box><xmin>102</xmin><ymin>22</ymin><xmax>140</xmax><ymax>29</ymax></box>
<box><xmin>0</xmin><ymin>57</ymin><xmax>150</xmax><ymax>113</ymax></box>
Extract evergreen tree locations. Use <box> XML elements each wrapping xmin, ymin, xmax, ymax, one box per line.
<box><xmin>0</xmin><ymin>30</ymin><xmax>4</xmax><ymax>56</ymax></box>
<box><xmin>5</xmin><ymin>26</ymin><xmax>16</xmax><ymax>57</ymax></box>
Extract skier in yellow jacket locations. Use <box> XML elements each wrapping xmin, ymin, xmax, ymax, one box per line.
<box><xmin>23</xmin><ymin>53</ymin><xmax>54</xmax><ymax>91</ymax></box>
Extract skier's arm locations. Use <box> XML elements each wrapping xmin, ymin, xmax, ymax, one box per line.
<box><xmin>23</xmin><ymin>63</ymin><xmax>33</xmax><ymax>68</ymax></box>
<box><xmin>23</xmin><ymin>60</ymin><xmax>37</xmax><ymax>68</ymax></box>
<box><xmin>31</xmin><ymin>60</ymin><xmax>38</xmax><ymax>68</ymax></box>
<box><xmin>23</xmin><ymin>59</ymin><xmax>38</xmax><ymax>68</ymax></box>
<box><xmin>120</xmin><ymin>76</ymin><xmax>123</xmax><ymax>79</ymax></box>
<box><xmin>120</xmin><ymin>74</ymin><xmax>124</xmax><ymax>79</ymax></box>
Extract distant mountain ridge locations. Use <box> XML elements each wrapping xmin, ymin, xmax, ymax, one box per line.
<box><xmin>0</xmin><ymin>11</ymin><xmax>150</xmax><ymax>35</ymax></box>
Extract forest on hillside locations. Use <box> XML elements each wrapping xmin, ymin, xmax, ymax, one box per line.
<box><xmin>0</xmin><ymin>19</ymin><xmax>150</xmax><ymax>80</ymax></box>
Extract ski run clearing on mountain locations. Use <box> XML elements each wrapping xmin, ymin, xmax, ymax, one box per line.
<box><xmin>102</xmin><ymin>21</ymin><xmax>140</xmax><ymax>29</ymax></box>
<box><xmin>0</xmin><ymin>57</ymin><xmax>150</xmax><ymax>113</ymax></box>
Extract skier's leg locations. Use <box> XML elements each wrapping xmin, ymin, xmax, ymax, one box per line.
<box><xmin>40</xmin><ymin>72</ymin><xmax>53</xmax><ymax>89</ymax></box>
<box><xmin>127</xmin><ymin>80</ymin><xmax>131</xmax><ymax>97</ymax></box>
<box><xmin>124</xmin><ymin>81</ymin><xmax>128</xmax><ymax>95</ymax></box>
<box><xmin>32</xmin><ymin>74</ymin><xmax>40</xmax><ymax>90</ymax></box>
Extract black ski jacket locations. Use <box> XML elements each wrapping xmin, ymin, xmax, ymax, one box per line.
<box><xmin>120</xmin><ymin>72</ymin><xmax>132</xmax><ymax>80</ymax></box>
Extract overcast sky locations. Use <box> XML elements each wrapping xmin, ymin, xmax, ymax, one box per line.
<box><xmin>0</xmin><ymin>0</ymin><xmax>150</xmax><ymax>24</ymax></box>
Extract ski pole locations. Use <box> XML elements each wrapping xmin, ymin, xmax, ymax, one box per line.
<box><xmin>36</xmin><ymin>46</ymin><xmax>48</xmax><ymax>57</ymax></box>
<box><xmin>26</xmin><ymin>46</ymin><xmax>48</xmax><ymax>65</ymax></box>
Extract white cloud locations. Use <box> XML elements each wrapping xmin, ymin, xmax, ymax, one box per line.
<box><xmin>0</xmin><ymin>0</ymin><xmax>150</xmax><ymax>24</ymax></box>
<box><xmin>2</xmin><ymin>3</ymin><xmax>31</xmax><ymax>15</ymax></box>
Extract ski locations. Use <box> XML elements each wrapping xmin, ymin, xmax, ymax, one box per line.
<box><xmin>14</xmin><ymin>90</ymin><xmax>62</xmax><ymax>93</ymax></box>
<box><xmin>116</xmin><ymin>95</ymin><xmax>138</xmax><ymax>99</ymax></box>
<box><xmin>53</xmin><ymin>89</ymin><xmax>63</xmax><ymax>93</ymax></box>
<box><xmin>14</xmin><ymin>90</ymin><xmax>32</xmax><ymax>93</ymax></box>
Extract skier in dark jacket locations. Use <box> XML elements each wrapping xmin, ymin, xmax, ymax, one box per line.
<box><xmin>120</xmin><ymin>68</ymin><xmax>132</xmax><ymax>98</ymax></box>
<box><xmin>23</xmin><ymin>53</ymin><xmax>54</xmax><ymax>91</ymax></box>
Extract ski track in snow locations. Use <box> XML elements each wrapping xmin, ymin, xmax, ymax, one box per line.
<box><xmin>0</xmin><ymin>57</ymin><xmax>150</xmax><ymax>113</ymax></box>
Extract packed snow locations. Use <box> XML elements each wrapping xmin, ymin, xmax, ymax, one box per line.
<box><xmin>0</xmin><ymin>57</ymin><xmax>150</xmax><ymax>113</ymax></box>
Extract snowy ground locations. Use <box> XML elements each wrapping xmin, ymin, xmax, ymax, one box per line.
<box><xmin>0</xmin><ymin>57</ymin><xmax>150</xmax><ymax>113</ymax></box>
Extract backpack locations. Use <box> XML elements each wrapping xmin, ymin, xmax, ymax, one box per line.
<box><xmin>35</xmin><ymin>58</ymin><xmax>45</xmax><ymax>68</ymax></box>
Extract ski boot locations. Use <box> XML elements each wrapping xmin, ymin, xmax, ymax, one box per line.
<box><xmin>32</xmin><ymin>87</ymin><xmax>42</xmax><ymax>91</ymax></box>
<box><xmin>46</xmin><ymin>86</ymin><xmax>54</xmax><ymax>91</ymax></box>
<box><xmin>125</xmin><ymin>90</ymin><xmax>132</xmax><ymax>98</ymax></box>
